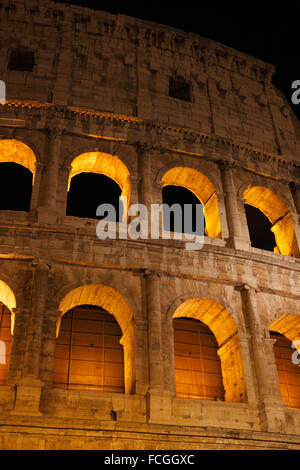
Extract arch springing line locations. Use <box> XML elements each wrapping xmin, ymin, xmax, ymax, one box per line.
<box><xmin>68</xmin><ymin>152</ymin><xmax>131</xmax><ymax>218</ymax></box>
<box><xmin>0</xmin><ymin>139</ymin><xmax>36</xmax><ymax>183</ymax></box>
<box><xmin>161</xmin><ymin>167</ymin><xmax>222</xmax><ymax>238</ymax></box>
<box><xmin>243</xmin><ymin>185</ymin><xmax>299</xmax><ymax>257</ymax></box>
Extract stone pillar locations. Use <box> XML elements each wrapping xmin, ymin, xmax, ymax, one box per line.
<box><xmin>238</xmin><ymin>333</ymin><xmax>259</xmax><ymax>404</ymax></box>
<box><xmin>11</xmin><ymin>260</ymin><xmax>51</xmax><ymax>416</ymax></box>
<box><xmin>39</xmin><ymin>310</ymin><xmax>60</xmax><ymax>387</ymax></box>
<box><xmin>215</xmin><ymin>192</ymin><xmax>230</xmax><ymax>241</ymax></box>
<box><xmin>134</xmin><ymin>319</ymin><xmax>149</xmax><ymax>395</ymax></box>
<box><xmin>219</xmin><ymin>161</ymin><xmax>251</xmax><ymax>250</ymax></box>
<box><xmin>130</xmin><ymin>175</ymin><xmax>140</xmax><ymax>208</ymax></box>
<box><xmin>136</xmin><ymin>141</ymin><xmax>153</xmax><ymax>207</ymax></box>
<box><xmin>144</xmin><ymin>270</ymin><xmax>172</xmax><ymax>423</ymax></box>
<box><xmin>145</xmin><ymin>270</ymin><xmax>164</xmax><ymax>391</ymax></box>
<box><xmin>217</xmin><ymin>333</ymin><xmax>247</xmax><ymax>403</ymax></box>
<box><xmin>237</xmin><ymin>284</ymin><xmax>286</xmax><ymax>432</ymax></box>
<box><xmin>37</xmin><ymin>128</ymin><xmax>64</xmax><ymax>224</ymax></box>
<box><xmin>120</xmin><ymin>319</ymin><xmax>136</xmax><ymax>395</ymax></box>
<box><xmin>58</xmin><ymin>164</ymin><xmax>71</xmax><ymax>219</ymax></box>
<box><xmin>162</xmin><ymin>313</ymin><xmax>176</xmax><ymax>396</ymax></box>
<box><xmin>6</xmin><ymin>308</ymin><xmax>28</xmax><ymax>384</ymax></box>
<box><xmin>135</xmin><ymin>141</ymin><xmax>154</xmax><ymax>238</ymax></box>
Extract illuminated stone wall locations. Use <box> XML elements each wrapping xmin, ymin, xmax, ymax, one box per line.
<box><xmin>0</xmin><ymin>0</ymin><xmax>299</xmax><ymax>450</ymax></box>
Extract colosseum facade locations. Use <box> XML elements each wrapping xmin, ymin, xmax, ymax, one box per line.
<box><xmin>0</xmin><ymin>0</ymin><xmax>300</xmax><ymax>450</ymax></box>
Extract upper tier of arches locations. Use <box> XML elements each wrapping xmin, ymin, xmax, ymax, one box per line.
<box><xmin>0</xmin><ymin>138</ymin><xmax>298</xmax><ymax>257</ymax></box>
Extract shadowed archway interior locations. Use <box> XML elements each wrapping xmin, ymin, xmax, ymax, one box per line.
<box><xmin>245</xmin><ymin>204</ymin><xmax>276</xmax><ymax>252</ymax></box>
<box><xmin>270</xmin><ymin>331</ymin><xmax>300</xmax><ymax>409</ymax></box>
<box><xmin>172</xmin><ymin>297</ymin><xmax>246</xmax><ymax>402</ymax></box>
<box><xmin>161</xmin><ymin>166</ymin><xmax>222</xmax><ymax>238</ymax></box>
<box><xmin>173</xmin><ymin>317</ymin><xmax>225</xmax><ymax>400</ymax></box>
<box><xmin>162</xmin><ymin>185</ymin><xmax>205</xmax><ymax>235</ymax></box>
<box><xmin>53</xmin><ymin>305</ymin><xmax>124</xmax><ymax>392</ymax></box>
<box><xmin>66</xmin><ymin>172</ymin><xmax>123</xmax><ymax>220</ymax></box>
<box><xmin>243</xmin><ymin>185</ymin><xmax>299</xmax><ymax>257</ymax></box>
<box><xmin>0</xmin><ymin>162</ymin><xmax>33</xmax><ymax>212</ymax></box>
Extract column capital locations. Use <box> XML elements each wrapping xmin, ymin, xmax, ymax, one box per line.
<box><xmin>235</xmin><ymin>283</ymin><xmax>258</xmax><ymax>292</ymax></box>
<box><xmin>144</xmin><ymin>268</ymin><xmax>163</xmax><ymax>279</ymax></box>
<box><xmin>134</xmin><ymin>139</ymin><xmax>155</xmax><ymax>154</ymax></box>
<box><xmin>32</xmin><ymin>258</ymin><xmax>51</xmax><ymax>272</ymax></box>
<box><xmin>217</xmin><ymin>159</ymin><xmax>236</xmax><ymax>171</ymax></box>
<box><xmin>59</xmin><ymin>163</ymin><xmax>72</xmax><ymax>172</ymax></box>
<box><xmin>46</xmin><ymin>126</ymin><xmax>66</xmax><ymax>139</ymax></box>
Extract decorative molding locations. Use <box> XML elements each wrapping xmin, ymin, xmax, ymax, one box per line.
<box><xmin>1</xmin><ymin>100</ymin><xmax>300</xmax><ymax>174</ymax></box>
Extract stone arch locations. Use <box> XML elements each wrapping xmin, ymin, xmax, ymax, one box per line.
<box><xmin>258</xmin><ymin>293</ymin><xmax>300</xmax><ymax>334</ymax></box>
<box><xmin>172</xmin><ymin>297</ymin><xmax>246</xmax><ymax>402</ymax></box>
<box><xmin>56</xmin><ymin>283</ymin><xmax>136</xmax><ymax>394</ymax></box>
<box><xmin>0</xmin><ymin>138</ymin><xmax>37</xmax><ymax>183</ymax></box>
<box><xmin>53</xmin><ymin>270</ymin><xmax>140</xmax><ymax>322</ymax></box>
<box><xmin>160</xmin><ymin>166</ymin><xmax>222</xmax><ymax>238</ymax></box>
<box><xmin>67</xmin><ymin>151</ymin><xmax>131</xmax><ymax>217</ymax></box>
<box><xmin>269</xmin><ymin>313</ymin><xmax>300</xmax><ymax>409</ymax></box>
<box><xmin>63</xmin><ymin>143</ymin><xmax>136</xmax><ymax>177</ymax></box>
<box><xmin>155</xmin><ymin>160</ymin><xmax>222</xmax><ymax>192</ymax></box>
<box><xmin>269</xmin><ymin>313</ymin><xmax>300</xmax><ymax>344</ymax></box>
<box><xmin>242</xmin><ymin>184</ymin><xmax>299</xmax><ymax>256</ymax></box>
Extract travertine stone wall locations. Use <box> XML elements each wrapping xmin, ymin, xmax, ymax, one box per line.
<box><xmin>0</xmin><ymin>0</ymin><xmax>299</xmax><ymax>450</ymax></box>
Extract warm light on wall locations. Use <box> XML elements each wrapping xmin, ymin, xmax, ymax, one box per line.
<box><xmin>173</xmin><ymin>298</ymin><xmax>246</xmax><ymax>402</ymax></box>
<box><xmin>269</xmin><ymin>329</ymin><xmax>300</xmax><ymax>409</ymax></box>
<box><xmin>243</xmin><ymin>185</ymin><xmax>299</xmax><ymax>257</ymax></box>
<box><xmin>0</xmin><ymin>139</ymin><xmax>36</xmax><ymax>184</ymax></box>
<box><xmin>53</xmin><ymin>305</ymin><xmax>124</xmax><ymax>393</ymax></box>
<box><xmin>57</xmin><ymin>284</ymin><xmax>135</xmax><ymax>394</ymax></box>
<box><xmin>173</xmin><ymin>317</ymin><xmax>225</xmax><ymax>401</ymax></box>
<box><xmin>68</xmin><ymin>152</ymin><xmax>131</xmax><ymax>218</ymax></box>
<box><xmin>270</xmin><ymin>313</ymin><xmax>300</xmax><ymax>345</ymax></box>
<box><xmin>0</xmin><ymin>280</ymin><xmax>16</xmax><ymax>334</ymax></box>
<box><xmin>161</xmin><ymin>167</ymin><xmax>222</xmax><ymax>238</ymax></box>
<box><xmin>0</xmin><ymin>303</ymin><xmax>12</xmax><ymax>385</ymax></box>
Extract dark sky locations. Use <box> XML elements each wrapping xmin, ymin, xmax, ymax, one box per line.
<box><xmin>54</xmin><ymin>1</ymin><xmax>300</xmax><ymax>121</ymax></box>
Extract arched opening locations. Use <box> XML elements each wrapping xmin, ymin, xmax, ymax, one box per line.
<box><xmin>161</xmin><ymin>167</ymin><xmax>221</xmax><ymax>238</ymax></box>
<box><xmin>270</xmin><ymin>331</ymin><xmax>300</xmax><ymax>409</ymax></box>
<box><xmin>0</xmin><ymin>139</ymin><xmax>36</xmax><ymax>212</ymax></box>
<box><xmin>162</xmin><ymin>185</ymin><xmax>205</xmax><ymax>235</ymax></box>
<box><xmin>243</xmin><ymin>185</ymin><xmax>299</xmax><ymax>257</ymax></box>
<box><xmin>56</xmin><ymin>284</ymin><xmax>135</xmax><ymax>394</ymax></box>
<box><xmin>173</xmin><ymin>298</ymin><xmax>246</xmax><ymax>402</ymax></box>
<box><xmin>269</xmin><ymin>313</ymin><xmax>300</xmax><ymax>409</ymax></box>
<box><xmin>173</xmin><ymin>317</ymin><xmax>224</xmax><ymax>400</ymax></box>
<box><xmin>244</xmin><ymin>204</ymin><xmax>276</xmax><ymax>251</ymax></box>
<box><xmin>66</xmin><ymin>173</ymin><xmax>122</xmax><ymax>220</ymax></box>
<box><xmin>0</xmin><ymin>280</ymin><xmax>16</xmax><ymax>386</ymax></box>
<box><xmin>53</xmin><ymin>305</ymin><xmax>124</xmax><ymax>392</ymax></box>
<box><xmin>0</xmin><ymin>162</ymin><xmax>33</xmax><ymax>211</ymax></box>
<box><xmin>67</xmin><ymin>152</ymin><xmax>131</xmax><ymax>221</ymax></box>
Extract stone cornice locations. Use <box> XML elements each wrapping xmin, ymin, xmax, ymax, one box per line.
<box><xmin>1</xmin><ymin>99</ymin><xmax>300</xmax><ymax>172</ymax></box>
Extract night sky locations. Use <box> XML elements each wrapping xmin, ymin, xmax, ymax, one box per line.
<box><xmin>55</xmin><ymin>1</ymin><xmax>300</xmax><ymax>121</ymax></box>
